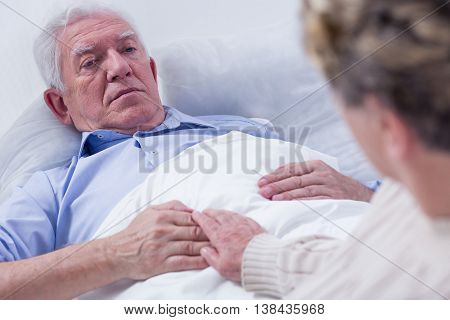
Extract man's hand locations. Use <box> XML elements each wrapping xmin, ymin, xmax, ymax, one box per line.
<box><xmin>192</xmin><ymin>209</ymin><xmax>265</xmax><ymax>282</ymax></box>
<box><xmin>0</xmin><ymin>200</ymin><xmax>209</xmax><ymax>299</ymax></box>
<box><xmin>258</xmin><ymin>160</ymin><xmax>373</xmax><ymax>202</ymax></box>
<box><xmin>107</xmin><ymin>200</ymin><xmax>210</xmax><ymax>280</ymax></box>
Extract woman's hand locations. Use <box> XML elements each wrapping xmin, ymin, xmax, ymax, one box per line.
<box><xmin>192</xmin><ymin>209</ymin><xmax>265</xmax><ymax>282</ymax></box>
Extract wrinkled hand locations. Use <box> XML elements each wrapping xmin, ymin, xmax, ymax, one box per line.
<box><xmin>258</xmin><ymin>160</ymin><xmax>373</xmax><ymax>202</ymax></box>
<box><xmin>107</xmin><ymin>200</ymin><xmax>210</xmax><ymax>280</ymax></box>
<box><xmin>192</xmin><ymin>209</ymin><xmax>265</xmax><ymax>282</ymax></box>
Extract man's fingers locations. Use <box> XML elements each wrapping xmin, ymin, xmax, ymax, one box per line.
<box><xmin>200</xmin><ymin>246</ymin><xmax>220</xmax><ymax>269</ymax></box>
<box><xmin>162</xmin><ymin>210</ymin><xmax>197</xmax><ymax>226</ymax></box>
<box><xmin>272</xmin><ymin>186</ymin><xmax>331</xmax><ymax>201</ymax></box>
<box><xmin>192</xmin><ymin>211</ymin><xmax>220</xmax><ymax>241</ymax></box>
<box><xmin>153</xmin><ymin>200</ymin><xmax>192</xmax><ymax>213</ymax></box>
<box><xmin>169</xmin><ymin>225</ymin><xmax>209</xmax><ymax>241</ymax></box>
<box><xmin>258</xmin><ymin>162</ymin><xmax>315</xmax><ymax>187</ymax></box>
<box><xmin>164</xmin><ymin>255</ymin><xmax>209</xmax><ymax>272</ymax></box>
<box><xmin>167</xmin><ymin>241</ymin><xmax>210</xmax><ymax>256</ymax></box>
<box><xmin>296</xmin><ymin>196</ymin><xmax>331</xmax><ymax>201</ymax></box>
<box><xmin>259</xmin><ymin>174</ymin><xmax>323</xmax><ymax>199</ymax></box>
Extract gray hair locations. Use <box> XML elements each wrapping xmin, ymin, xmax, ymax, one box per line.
<box><xmin>33</xmin><ymin>4</ymin><xmax>144</xmax><ymax>91</ymax></box>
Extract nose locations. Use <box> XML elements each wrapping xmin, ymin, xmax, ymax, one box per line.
<box><xmin>105</xmin><ymin>50</ymin><xmax>132</xmax><ymax>82</ymax></box>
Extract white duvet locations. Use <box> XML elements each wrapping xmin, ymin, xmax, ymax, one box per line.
<box><xmin>80</xmin><ymin>132</ymin><xmax>370</xmax><ymax>299</ymax></box>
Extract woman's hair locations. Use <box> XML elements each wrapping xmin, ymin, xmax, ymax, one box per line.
<box><xmin>303</xmin><ymin>0</ymin><xmax>450</xmax><ymax>151</ymax></box>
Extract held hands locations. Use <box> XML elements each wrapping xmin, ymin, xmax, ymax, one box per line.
<box><xmin>192</xmin><ymin>209</ymin><xmax>265</xmax><ymax>282</ymax></box>
<box><xmin>107</xmin><ymin>200</ymin><xmax>210</xmax><ymax>280</ymax></box>
<box><xmin>258</xmin><ymin>160</ymin><xmax>374</xmax><ymax>202</ymax></box>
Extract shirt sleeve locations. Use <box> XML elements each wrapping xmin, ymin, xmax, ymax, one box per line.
<box><xmin>365</xmin><ymin>180</ymin><xmax>383</xmax><ymax>192</ymax></box>
<box><xmin>241</xmin><ymin>233</ymin><xmax>340</xmax><ymax>298</ymax></box>
<box><xmin>0</xmin><ymin>171</ymin><xmax>58</xmax><ymax>262</ymax></box>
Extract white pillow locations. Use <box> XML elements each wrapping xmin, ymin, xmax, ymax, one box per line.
<box><xmin>153</xmin><ymin>20</ymin><xmax>380</xmax><ymax>182</ymax></box>
<box><xmin>0</xmin><ymin>97</ymin><xmax>81</xmax><ymax>204</ymax></box>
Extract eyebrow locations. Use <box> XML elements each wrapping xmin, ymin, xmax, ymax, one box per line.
<box><xmin>117</xmin><ymin>30</ymin><xmax>136</xmax><ymax>41</ymax></box>
<box><xmin>71</xmin><ymin>43</ymin><xmax>96</xmax><ymax>56</ymax></box>
<box><xmin>71</xmin><ymin>30</ymin><xmax>137</xmax><ymax>56</ymax></box>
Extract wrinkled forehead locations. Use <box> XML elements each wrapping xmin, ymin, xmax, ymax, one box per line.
<box><xmin>58</xmin><ymin>13</ymin><xmax>138</xmax><ymax>57</ymax></box>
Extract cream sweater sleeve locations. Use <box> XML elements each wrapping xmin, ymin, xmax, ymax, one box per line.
<box><xmin>241</xmin><ymin>233</ymin><xmax>340</xmax><ymax>298</ymax></box>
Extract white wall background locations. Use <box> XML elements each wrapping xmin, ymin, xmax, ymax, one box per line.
<box><xmin>0</xmin><ymin>0</ymin><xmax>298</xmax><ymax>137</ymax></box>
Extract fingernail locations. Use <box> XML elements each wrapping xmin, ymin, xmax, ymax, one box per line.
<box><xmin>272</xmin><ymin>194</ymin><xmax>284</xmax><ymax>201</ymax></box>
<box><xmin>200</xmin><ymin>247</ymin><xmax>209</xmax><ymax>256</ymax></box>
<box><xmin>259</xmin><ymin>186</ymin><xmax>272</xmax><ymax>198</ymax></box>
<box><xmin>258</xmin><ymin>178</ymin><xmax>269</xmax><ymax>187</ymax></box>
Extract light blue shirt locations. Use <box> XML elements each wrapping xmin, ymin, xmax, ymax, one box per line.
<box><xmin>0</xmin><ymin>107</ymin><xmax>275</xmax><ymax>262</ymax></box>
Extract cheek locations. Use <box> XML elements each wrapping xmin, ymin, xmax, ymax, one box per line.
<box><xmin>77</xmin><ymin>76</ymin><xmax>105</xmax><ymax>106</ymax></box>
<box><xmin>65</xmin><ymin>75</ymin><xmax>106</xmax><ymax>122</ymax></box>
<box><xmin>134</xmin><ymin>62</ymin><xmax>157</xmax><ymax>88</ymax></box>
<box><xmin>350</xmin><ymin>119</ymin><xmax>375</xmax><ymax>153</ymax></box>
<box><xmin>342</xmin><ymin>109</ymin><xmax>387</xmax><ymax>172</ymax></box>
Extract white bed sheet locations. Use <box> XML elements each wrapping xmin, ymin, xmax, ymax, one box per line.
<box><xmin>79</xmin><ymin>132</ymin><xmax>370</xmax><ymax>299</ymax></box>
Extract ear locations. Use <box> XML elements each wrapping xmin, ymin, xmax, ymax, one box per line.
<box><xmin>43</xmin><ymin>88</ymin><xmax>74</xmax><ymax>126</ymax></box>
<box><xmin>149</xmin><ymin>57</ymin><xmax>158</xmax><ymax>84</ymax></box>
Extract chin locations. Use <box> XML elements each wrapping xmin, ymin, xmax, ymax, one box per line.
<box><xmin>111</xmin><ymin>103</ymin><xmax>163</xmax><ymax>133</ymax></box>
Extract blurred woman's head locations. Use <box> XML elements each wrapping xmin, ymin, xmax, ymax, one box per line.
<box><xmin>302</xmin><ymin>0</ymin><xmax>450</xmax><ymax>214</ymax></box>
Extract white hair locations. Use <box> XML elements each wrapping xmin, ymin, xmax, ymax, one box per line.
<box><xmin>33</xmin><ymin>3</ymin><xmax>145</xmax><ymax>91</ymax></box>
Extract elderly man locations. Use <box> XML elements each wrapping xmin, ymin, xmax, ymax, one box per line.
<box><xmin>0</xmin><ymin>5</ymin><xmax>374</xmax><ymax>299</ymax></box>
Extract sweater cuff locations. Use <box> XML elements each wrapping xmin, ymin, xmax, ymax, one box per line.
<box><xmin>241</xmin><ymin>233</ymin><xmax>288</xmax><ymax>298</ymax></box>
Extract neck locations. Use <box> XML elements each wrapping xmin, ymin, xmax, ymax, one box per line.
<box><xmin>134</xmin><ymin>106</ymin><xmax>166</xmax><ymax>133</ymax></box>
<box><xmin>404</xmin><ymin>150</ymin><xmax>450</xmax><ymax>218</ymax></box>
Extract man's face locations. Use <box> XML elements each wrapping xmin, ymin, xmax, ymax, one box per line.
<box><xmin>55</xmin><ymin>13</ymin><xmax>164</xmax><ymax>134</ymax></box>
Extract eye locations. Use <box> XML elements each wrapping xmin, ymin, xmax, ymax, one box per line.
<box><xmin>81</xmin><ymin>59</ymin><xmax>97</xmax><ymax>69</ymax></box>
<box><xmin>124</xmin><ymin>47</ymin><xmax>137</xmax><ymax>53</ymax></box>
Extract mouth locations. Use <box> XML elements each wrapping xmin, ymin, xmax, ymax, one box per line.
<box><xmin>111</xmin><ymin>88</ymin><xmax>142</xmax><ymax>103</ymax></box>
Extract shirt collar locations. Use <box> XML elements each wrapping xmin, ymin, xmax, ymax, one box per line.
<box><xmin>134</xmin><ymin>106</ymin><xmax>218</xmax><ymax>137</ymax></box>
<box><xmin>78</xmin><ymin>130</ymin><xmax>131</xmax><ymax>158</ymax></box>
<box><xmin>78</xmin><ymin>106</ymin><xmax>218</xmax><ymax>157</ymax></box>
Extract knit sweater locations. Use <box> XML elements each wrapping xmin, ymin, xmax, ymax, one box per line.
<box><xmin>241</xmin><ymin>179</ymin><xmax>450</xmax><ymax>299</ymax></box>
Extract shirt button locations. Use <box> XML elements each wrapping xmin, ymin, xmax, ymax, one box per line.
<box><xmin>97</xmin><ymin>134</ymin><xmax>104</xmax><ymax>139</ymax></box>
<box><xmin>151</xmin><ymin>151</ymin><xmax>158</xmax><ymax>155</ymax></box>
